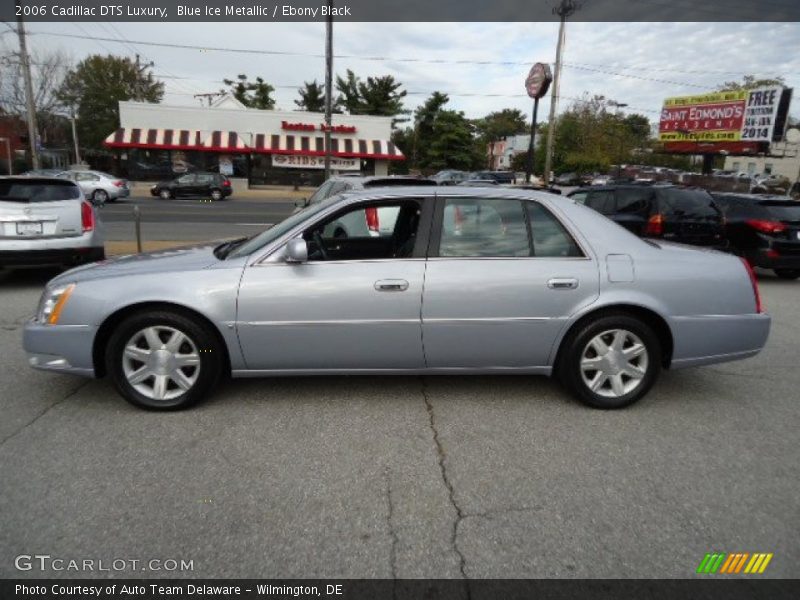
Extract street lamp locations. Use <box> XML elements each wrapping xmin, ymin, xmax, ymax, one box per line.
<box><xmin>608</xmin><ymin>101</ymin><xmax>628</xmax><ymax>178</ymax></box>
<box><xmin>0</xmin><ymin>137</ymin><xmax>11</xmax><ymax>174</ymax></box>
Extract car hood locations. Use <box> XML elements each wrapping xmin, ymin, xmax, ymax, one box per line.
<box><xmin>50</xmin><ymin>243</ymin><xmax>223</xmax><ymax>285</ymax></box>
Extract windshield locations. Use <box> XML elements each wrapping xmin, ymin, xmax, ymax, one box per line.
<box><xmin>0</xmin><ymin>179</ymin><xmax>81</xmax><ymax>202</ymax></box>
<box><xmin>225</xmin><ymin>194</ymin><xmax>340</xmax><ymax>259</ymax></box>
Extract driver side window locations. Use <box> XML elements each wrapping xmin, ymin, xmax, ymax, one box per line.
<box><xmin>303</xmin><ymin>200</ymin><xmax>422</xmax><ymax>262</ymax></box>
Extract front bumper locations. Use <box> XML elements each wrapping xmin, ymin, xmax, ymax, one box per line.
<box><xmin>23</xmin><ymin>320</ymin><xmax>98</xmax><ymax>377</ymax></box>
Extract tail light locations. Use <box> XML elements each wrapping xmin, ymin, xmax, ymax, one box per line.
<box><xmin>644</xmin><ymin>213</ymin><xmax>664</xmax><ymax>236</ymax></box>
<box><xmin>112</xmin><ymin>180</ymin><xmax>125</xmax><ymax>188</ymax></box>
<box><xmin>365</xmin><ymin>207</ymin><xmax>379</xmax><ymax>232</ymax></box>
<box><xmin>81</xmin><ymin>201</ymin><xmax>95</xmax><ymax>232</ymax></box>
<box><xmin>746</xmin><ymin>219</ymin><xmax>786</xmax><ymax>234</ymax></box>
<box><xmin>740</xmin><ymin>257</ymin><xmax>764</xmax><ymax>313</ymax></box>
<box><xmin>222</xmin><ymin>179</ymin><xmax>231</xmax><ymax>187</ymax></box>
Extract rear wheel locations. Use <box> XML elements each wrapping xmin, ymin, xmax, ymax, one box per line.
<box><xmin>105</xmin><ymin>311</ymin><xmax>222</xmax><ymax>410</ymax></box>
<box><xmin>210</xmin><ymin>188</ymin><xmax>223</xmax><ymax>201</ymax></box>
<box><xmin>774</xmin><ymin>269</ymin><xmax>800</xmax><ymax>280</ymax></box>
<box><xmin>92</xmin><ymin>189</ymin><xmax>108</xmax><ymax>205</ymax></box>
<box><xmin>558</xmin><ymin>314</ymin><xmax>661</xmax><ymax>409</ymax></box>
<box><xmin>159</xmin><ymin>189</ymin><xmax>173</xmax><ymax>200</ymax></box>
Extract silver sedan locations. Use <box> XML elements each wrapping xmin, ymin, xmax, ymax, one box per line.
<box><xmin>23</xmin><ymin>187</ymin><xmax>770</xmax><ymax>410</ymax></box>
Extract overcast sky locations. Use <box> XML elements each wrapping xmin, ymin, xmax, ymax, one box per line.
<box><xmin>11</xmin><ymin>21</ymin><xmax>800</xmax><ymax>125</ymax></box>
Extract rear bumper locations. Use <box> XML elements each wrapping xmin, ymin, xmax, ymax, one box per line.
<box><xmin>23</xmin><ymin>320</ymin><xmax>98</xmax><ymax>377</ymax></box>
<box><xmin>0</xmin><ymin>246</ymin><xmax>104</xmax><ymax>267</ymax></box>
<box><xmin>669</xmin><ymin>313</ymin><xmax>771</xmax><ymax>369</ymax></box>
<box><xmin>745</xmin><ymin>248</ymin><xmax>800</xmax><ymax>270</ymax></box>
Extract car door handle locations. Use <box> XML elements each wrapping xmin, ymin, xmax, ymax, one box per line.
<box><xmin>547</xmin><ymin>278</ymin><xmax>579</xmax><ymax>290</ymax></box>
<box><xmin>375</xmin><ymin>279</ymin><xmax>409</xmax><ymax>292</ymax></box>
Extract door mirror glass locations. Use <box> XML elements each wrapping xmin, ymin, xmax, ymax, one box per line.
<box><xmin>285</xmin><ymin>238</ymin><xmax>308</xmax><ymax>263</ymax></box>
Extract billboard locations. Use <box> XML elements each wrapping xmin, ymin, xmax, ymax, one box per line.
<box><xmin>659</xmin><ymin>87</ymin><xmax>790</xmax><ymax>152</ymax></box>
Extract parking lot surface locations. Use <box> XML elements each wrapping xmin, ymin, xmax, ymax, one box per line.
<box><xmin>0</xmin><ymin>268</ymin><xmax>797</xmax><ymax>579</ymax></box>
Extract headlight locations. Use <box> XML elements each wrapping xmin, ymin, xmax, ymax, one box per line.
<box><xmin>37</xmin><ymin>283</ymin><xmax>76</xmax><ymax>324</ymax></box>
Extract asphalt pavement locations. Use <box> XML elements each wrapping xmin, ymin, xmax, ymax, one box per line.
<box><xmin>0</xmin><ymin>267</ymin><xmax>797</xmax><ymax>579</ymax></box>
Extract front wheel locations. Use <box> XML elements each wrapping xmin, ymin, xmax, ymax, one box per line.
<box><xmin>557</xmin><ymin>314</ymin><xmax>661</xmax><ymax>409</ymax></box>
<box><xmin>774</xmin><ymin>269</ymin><xmax>800</xmax><ymax>280</ymax></box>
<box><xmin>159</xmin><ymin>189</ymin><xmax>173</xmax><ymax>200</ymax></box>
<box><xmin>105</xmin><ymin>311</ymin><xmax>223</xmax><ymax>410</ymax></box>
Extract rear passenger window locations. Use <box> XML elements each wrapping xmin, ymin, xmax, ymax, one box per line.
<box><xmin>440</xmin><ymin>198</ymin><xmax>530</xmax><ymax>257</ymax></box>
<box><xmin>615</xmin><ymin>189</ymin><xmax>650</xmax><ymax>214</ymax></box>
<box><xmin>528</xmin><ymin>202</ymin><xmax>583</xmax><ymax>258</ymax></box>
<box><xmin>586</xmin><ymin>190</ymin><xmax>615</xmax><ymax>215</ymax></box>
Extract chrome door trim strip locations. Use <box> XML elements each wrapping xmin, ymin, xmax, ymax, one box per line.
<box><xmin>239</xmin><ymin>318</ymin><xmax>420</xmax><ymax>327</ymax></box>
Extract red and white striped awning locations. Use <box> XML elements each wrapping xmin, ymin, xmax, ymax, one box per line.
<box><xmin>252</xmin><ymin>134</ymin><xmax>404</xmax><ymax>160</ymax></box>
<box><xmin>105</xmin><ymin>128</ymin><xmax>404</xmax><ymax>160</ymax></box>
<box><xmin>202</xmin><ymin>130</ymin><xmax>250</xmax><ymax>152</ymax></box>
<box><xmin>104</xmin><ymin>128</ymin><xmax>206</xmax><ymax>150</ymax></box>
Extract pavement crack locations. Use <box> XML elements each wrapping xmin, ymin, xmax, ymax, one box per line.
<box><xmin>384</xmin><ymin>468</ymin><xmax>399</xmax><ymax>585</ymax></box>
<box><xmin>420</xmin><ymin>378</ymin><xmax>470</xmax><ymax>585</ymax></box>
<box><xmin>0</xmin><ymin>379</ymin><xmax>90</xmax><ymax>449</ymax></box>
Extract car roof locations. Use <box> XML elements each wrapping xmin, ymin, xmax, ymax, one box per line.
<box><xmin>712</xmin><ymin>192</ymin><xmax>791</xmax><ymax>200</ymax></box>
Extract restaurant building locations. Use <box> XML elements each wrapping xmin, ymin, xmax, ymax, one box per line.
<box><xmin>103</xmin><ymin>99</ymin><xmax>404</xmax><ymax>186</ymax></box>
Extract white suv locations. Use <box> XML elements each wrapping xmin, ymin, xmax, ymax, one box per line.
<box><xmin>0</xmin><ymin>176</ymin><xmax>105</xmax><ymax>269</ymax></box>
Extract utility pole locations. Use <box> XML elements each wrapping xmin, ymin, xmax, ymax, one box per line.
<box><xmin>70</xmin><ymin>110</ymin><xmax>81</xmax><ymax>166</ymax></box>
<box><xmin>16</xmin><ymin>2</ymin><xmax>39</xmax><ymax>170</ymax></box>
<box><xmin>134</xmin><ymin>54</ymin><xmax>155</xmax><ymax>101</ymax></box>
<box><xmin>323</xmin><ymin>2</ymin><xmax>334</xmax><ymax>180</ymax></box>
<box><xmin>193</xmin><ymin>92</ymin><xmax>225</xmax><ymax>107</ymax></box>
<box><xmin>543</xmin><ymin>0</ymin><xmax>580</xmax><ymax>186</ymax></box>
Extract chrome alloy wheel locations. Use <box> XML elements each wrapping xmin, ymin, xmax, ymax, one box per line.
<box><xmin>122</xmin><ymin>326</ymin><xmax>201</xmax><ymax>401</ymax></box>
<box><xmin>579</xmin><ymin>329</ymin><xmax>649</xmax><ymax>398</ymax></box>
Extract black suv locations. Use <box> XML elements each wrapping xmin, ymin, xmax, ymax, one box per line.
<box><xmin>568</xmin><ymin>184</ymin><xmax>725</xmax><ymax>248</ymax></box>
<box><xmin>151</xmin><ymin>172</ymin><xmax>232</xmax><ymax>201</ymax></box>
<box><xmin>711</xmin><ymin>193</ymin><xmax>800</xmax><ymax>279</ymax></box>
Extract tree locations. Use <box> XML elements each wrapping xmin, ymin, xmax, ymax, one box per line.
<box><xmin>295</xmin><ymin>80</ymin><xmax>326</xmax><ymax>112</ymax></box>
<box><xmin>334</xmin><ymin>69</ymin><xmax>409</xmax><ymax>124</ymax></box>
<box><xmin>57</xmin><ymin>54</ymin><xmax>164</xmax><ymax>150</ymax></box>
<box><xmin>222</xmin><ymin>74</ymin><xmax>275</xmax><ymax>109</ymax></box>
<box><xmin>426</xmin><ymin>110</ymin><xmax>482</xmax><ymax>171</ymax></box>
<box><xmin>717</xmin><ymin>75</ymin><xmax>785</xmax><ymax>92</ymax></box>
<box><xmin>0</xmin><ymin>45</ymin><xmax>71</xmax><ymax>140</ymax></box>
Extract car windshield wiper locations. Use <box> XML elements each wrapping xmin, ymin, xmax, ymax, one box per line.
<box><xmin>214</xmin><ymin>237</ymin><xmax>249</xmax><ymax>260</ymax></box>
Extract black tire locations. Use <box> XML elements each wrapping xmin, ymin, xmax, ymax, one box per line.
<box><xmin>92</xmin><ymin>189</ymin><xmax>108</xmax><ymax>205</ymax></box>
<box><xmin>105</xmin><ymin>310</ymin><xmax>223</xmax><ymax>410</ymax></box>
<box><xmin>210</xmin><ymin>188</ymin><xmax>223</xmax><ymax>201</ymax></box>
<box><xmin>774</xmin><ymin>269</ymin><xmax>800</xmax><ymax>280</ymax></box>
<box><xmin>557</xmin><ymin>313</ymin><xmax>661</xmax><ymax>409</ymax></box>
<box><xmin>159</xmin><ymin>189</ymin><xmax>173</xmax><ymax>200</ymax></box>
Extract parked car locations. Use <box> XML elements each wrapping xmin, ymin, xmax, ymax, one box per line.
<box><xmin>58</xmin><ymin>170</ymin><xmax>130</xmax><ymax>205</ymax></box>
<box><xmin>0</xmin><ymin>176</ymin><xmax>104</xmax><ymax>268</ymax></box>
<box><xmin>24</xmin><ymin>187</ymin><xmax>768</xmax><ymax>411</ymax></box>
<box><xmin>568</xmin><ymin>184</ymin><xmax>725</xmax><ymax>248</ymax></box>
<box><xmin>711</xmin><ymin>192</ymin><xmax>800</xmax><ymax>279</ymax></box>
<box><xmin>430</xmin><ymin>170</ymin><xmax>470</xmax><ymax>186</ymax></box>
<box><xmin>752</xmin><ymin>173</ymin><xmax>791</xmax><ymax>195</ymax></box>
<box><xmin>554</xmin><ymin>172</ymin><xmax>584</xmax><ymax>186</ymax></box>
<box><xmin>151</xmin><ymin>172</ymin><xmax>232</xmax><ymax>201</ymax></box>
<box><xmin>457</xmin><ymin>179</ymin><xmax>500</xmax><ymax>187</ymax></box>
<box><xmin>298</xmin><ymin>175</ymin><xmax>437</xmax><ymax>237</ymax></box>
<box><xmin>471</xmin><ymin>170</ymin><xmax>516</xmax><ymax>185</ymax></box>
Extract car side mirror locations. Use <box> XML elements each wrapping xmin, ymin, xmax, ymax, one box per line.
<box><xmin>285</xmin><ymin>238</ymin><xmax>308</xmax><ymax>263</ymax></box>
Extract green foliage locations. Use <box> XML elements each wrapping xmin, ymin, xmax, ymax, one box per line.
<box><xmin>334</xmin><ymin>70</ymin><xmax>409</xmax><ymax>125</ymax></box>
<box><xmin>57</xmin><ymin>54</ymin><xmax>164</xmax><ymax>150</ymax></box>
<box><xmin>222</xmin><ymin>74</ymin><xmax>275</xmax><ymax>109</ymax></box>
<box><xmin>717</xmin><ymin>75</ymin><xmax>785</xmax><ymax>92</ymax></box>
<box><xmin>295</xmin><ymin>80</ymin><xmax>326</xmax><ymax>112</ymax></box>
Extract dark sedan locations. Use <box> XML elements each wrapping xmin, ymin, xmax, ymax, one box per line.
<box><xmin>151</xmin><ymin>173</ymin><xmax>232</xmax><ymax>201</ymax></box>
<box><xmin>711</xmin><ymin>192</ymin><xmax>800</xmax><ymax>279</ymax></box>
